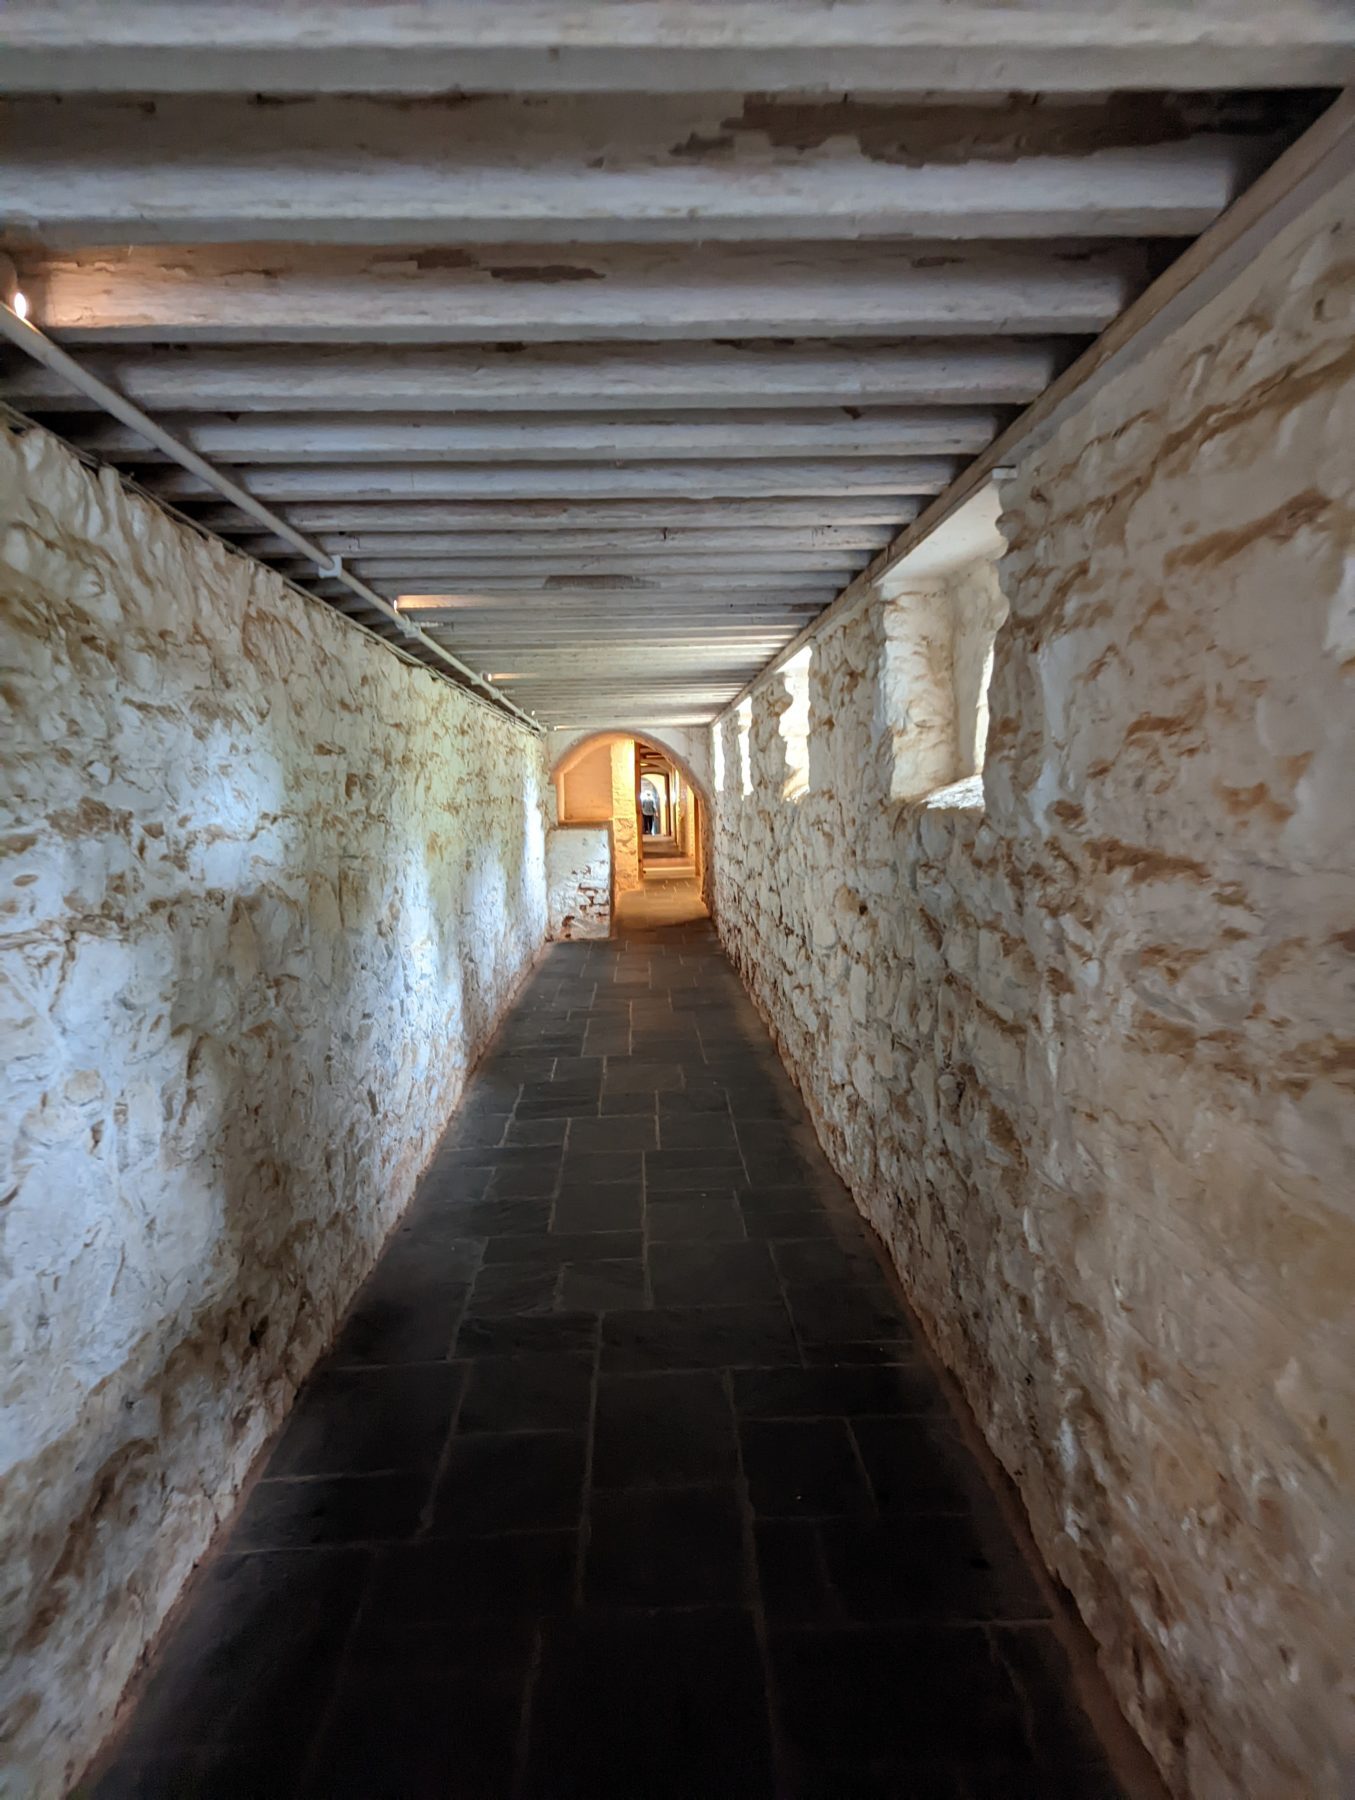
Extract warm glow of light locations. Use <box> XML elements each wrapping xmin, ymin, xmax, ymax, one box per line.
<box><xmin>397</xmin><ymin>592</ymin><xmax>501</xmax><ymax>611</ymax></box>
<box><xmin>489</xmin><ymin>673</ymin><xmax>522</xmax><ymax>681</ymax></box>
<box><xmin>12</xmin><ymin>290</ymin><xmax>29</xmax><ymax>321</ymax></box>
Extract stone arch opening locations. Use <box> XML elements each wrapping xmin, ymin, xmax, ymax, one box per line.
<box><xmin>548</xmin><ymin>728</ymin><xmax>711</xmax><ymax>929</ymax></box>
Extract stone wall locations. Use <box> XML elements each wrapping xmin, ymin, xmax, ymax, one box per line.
<box><xmin>606</xmin><ymin>740</ymin><xmax>642</xmax><ymax>895</ymax></box>
<box><xmin>558</xmin><ymin>737</ymin><xmax>614</xmax><ymax>822</ymax></box>
<box><xmin>711</xmin><ymin>178</ymin><xmax>1355</xmax><ymax>1800</ymax></box>
<box><xmin>552</xmin><ymin>734</ymin><xmax>643</xmax><ymax>896</ymax></box>
<box><xmin>546</xmin><ymin>824</ymin><xmax>612</xmax><ymax>938</ymax></box>
<box><xmin>0</xmin><ymin>423</ymin><xmax>550</xmax><ymax>1798</ymax></box>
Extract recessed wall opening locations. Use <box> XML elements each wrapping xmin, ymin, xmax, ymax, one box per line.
<box><xmin>779</xmin><ymin>645</ymin><xmax>813</xmax><ymax>800</ymax></box>
<box><xmin>881</xmin><ymin>541</ymin><xmax>1008</xmax><ymax>808</ymax></box>
<box><xmin>551</xmin><ymin>729</ymin><xmax>709</xmax><ymax>930</ymax></box>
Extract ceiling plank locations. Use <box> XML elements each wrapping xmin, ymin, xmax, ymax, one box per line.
<box><xmin>188</xmin><ymin>500</ymin><xmax>924</xmax><ymax>534</ymax></box>
<box><xmin>13</xmin><ymin>243</ymin><xmax>1149</xmax><ymax>344</ymax></box>
<box><xmin>0</xmin><ymin>94</ymin><xmax>1264</xmax><ymax>246</ymax></box>
<box><xmin>312</xmin><ymin>563</ymin><xmax>849</xmax><ymax>586</ymax></box>
<box><xmin>0</xmin><ymin>340</ymin><xmax>1064</xmax><ymax>414</ymax></box>
<box><xmin>64</xmin><ymin>408</ymin><xmax>1004</xmax><ymax>464</ymax></box>
<box><xmin>142</xmin><ymin>460</ymin><xmax>958</xmax><ymax>503</ymax></box>
<box><xmin>3</xmin><ymin>3</ymin><xmax>1349</xmax><ymax>93</ymax></box>
<box><xmin>239</xmin><ymin>528</ymin><xmax>894</xmax><ymax>558</ymax></box>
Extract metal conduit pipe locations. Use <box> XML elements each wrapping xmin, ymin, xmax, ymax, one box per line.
<box><xmin>0</xmin><ymin>289</ymin><xmax>544</xmax><ymax>737</ymax></box>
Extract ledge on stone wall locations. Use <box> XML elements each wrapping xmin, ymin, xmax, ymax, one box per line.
<box><xmin>921</xmin><ymin>774</ymin><xmax>986</xmax><ymax>811</ymax></box>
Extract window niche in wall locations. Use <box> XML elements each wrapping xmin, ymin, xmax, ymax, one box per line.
<box><xmin>779</xmin><ymin>646</ymin><xmax>812</xmax><ymax>800</ymax></box>
<box><xmin>737</xmin><ymin>696</ymin><xmax>753</xmax><ymax>797</ymax></box>
<box><xmin>881</xmin><ymin>554</ymin><xmax>1007</xmax><ymax>808</ymax></box>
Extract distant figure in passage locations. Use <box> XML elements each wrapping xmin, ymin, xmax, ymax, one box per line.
<box><xmin>640</xmin><ymin>786</ymin><xmax>659</xmax><ymax>835</ymax></box>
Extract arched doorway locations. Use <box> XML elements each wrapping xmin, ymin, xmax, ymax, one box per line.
<box><xmin>549</xmin><ymin>730</ymin><xmax>711</xmax><ymax>929</ymax></box>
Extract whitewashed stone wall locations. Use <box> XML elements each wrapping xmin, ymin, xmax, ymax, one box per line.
<box><xmin>713</xmin><ymin>179</ymin><xmax>1355</xmax><ymax>1800</ymax></box>
<box><xmin>0</xmin><ymin>423</ymin><xmax>549</xmax><ymax>1798</ymax></box>
<box><xmin>607</xmin><ymin>740</ymin><xmax>642</xmax><ymax>896</ymax></box>
<box><xmin>546</xmin><ymin>824</ymin><xmax>612</xmax><ymax>938</ymax></box>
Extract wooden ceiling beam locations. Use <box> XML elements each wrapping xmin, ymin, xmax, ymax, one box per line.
<box><xmin>3</xmin><ymin>3</ymin><xmax>1348</xmax><ymax>93</ymax></box>
<box><xmin>10</xmin><ymin>243</ymin><xmax>1148</xmax><ymax>344</ymax></box>
<box><xmin>142</xmin><ymin>460</ymin><xmax>956</xmax><ymax>503</ymax></box>
<box><xmin>0</xmin><ymin>94</ymin><xmax>1266</xmax><ymax>246</ymax></box>
<box><xmin>195</xmin><ymin>500</ymin><xmax>921</xmax><ymax>534</ymax></box>
<box><xmin>310</xmin><ymin>562</ymin><xmax>848</xmax><ymax>586</ymax></box>
<box><xmin>239</xmin><ymin>528</ymin><xmax>893</xmax><ymax>559</ymax></box>
<box><xmin>64</xmin><ymin>408</ymin><xmax>1003</xmax><ymax>464</ymax></box>
<box><xmin>0</xmin><ymin>341</ymin><xmax>1064</xmax><ymax>414</ymax></box>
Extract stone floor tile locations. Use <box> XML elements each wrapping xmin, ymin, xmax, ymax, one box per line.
<box><xmin>592</xmin><ymin>1370</ymin><xmax>738</xmax><ymax>1488</ymax></box>
<box><xmin>456</xmin><ymin>1352</ymin><xmax>595</xmax><ymax>1433</ymax></box>
<box><xmin>525</xmin><ymin>1610</ymin><xmax>775</xmax><ymax>1800</ymax></box>
<box><xmin>739</xmin><ymin>1208</ymin><xmax>837</xmax><ymax>1241</ymax></box>
<box><xmin>657</xmin><ymin>1112</ymin><xmax>739</xmax><ymax>1150</ymax></box>
<box><xmin>647</xmin><ymin>1239</ymin><xmax>782</xmax><ymax>1307</ymax></box>
<box><xmin>739</xmin><ymin>1418</ymin><xmax>875</xmax><ymax>1518</ymax></box>
<box><xmin>753</xmin><ymin>1519</ymin><xmax>839</xmax><ymax>1624</ymax></box>
<box><xmin>557</xmin><ymin>1258</ymin><xmax>649</xmax><ymax>1312</ymax></box>
<box><xmin>646</xmin><ymin>1194</ymin><xmax>746</xmax><ymax>1241</ymax></box>
<box><xmin>300</xmin><ymin>1666</ymin><xmax>526</xmax><ymax>1799</ymax></box>
<box><xmin>600</xmin><ymin>1304</ymin><xmax>800</xmax><ymax>1373</ymax></box>
<box><xmin>328</xmin><ymin>1275</ymin><xmax>470</xmax><ymax>1366</ymax></box>
<box><xmin>231</xmin><ymin>1472</ymin><xmax>428</xmax><ymax>1550</ymax></box>
<box><xmin>551</xmin><ymin>1185</ymin><xmax>644</xmax><ymax>1233</ymax></box>
<box><xmin>453</xmin><ymin>1311</ymin><xmax>599</xmax><ymax>1360</ymax></box>
<box><xmin>733</xmin><ymin>1362</ymin><xmax>942</xmax><ymax>1419</ymax></box>
<box><xmin>487</xmin><ymin>1162</ymin><xmax>563</xmax><ymax>1199</ymax></box>
<box><xmin>453</xmin><ymin>1194</ymin><xmax>554</xmax><ymax>1237</ymax></box>
<box><xmin>504</xmin><ymin>1114</ymin><xmax>570</xmax><ymax>1146</ymax></box>
<box><xmin>103</xmin><ymin>1548</ymin><xmax>368</xmax><ymax>1771</ymax></box>
<box><xmin>561</xmin><ymin>1147</ymin><xmax>644</xmax><ymax>1185</ymax></box>
<box><xmin>784</xmin><ymin>1280</ymin><xmax>916</xmax><ymax>1347</ymax></box>
<box><xmin>851</xmin><ymin>1416</ymin><xmax>985</xmax><ymax>1514</ymax></box>
<box><xmin>466</xmin><ymin>1260</ymin><xmax>560</xmax><ymax>1314</ymax></box>
<box><xmin>429</xmin><ymin>1430</ymin><xmax>587</xmax><ymax>1535</ymax></box>
<box><xmin>819</xmin><ymin>1514</ymin><xmax>1050</xmax><ymax>1623</ymax></box>
<box><xmin>358</xmin><ymin>1533</ymin><xmax>576</xmax><ymax>1634</ymax></box>
<box><xmin>486</xmin><ymin>1228</ymin><xmax>641</xmax><ymax>1265</ymax></box>
<box><xmin>597</xmin><ymin>1088</ymin><xmax>657</xmax><ymax>1115</ymax></box>
<box><xmin>770</xmin><ymin>1624</ymin><xmax>1031</xmax><ymax>1769</ymax></box>
<box><xmin>566</xmin><ymin>1112</ymin><xmax>658</xmax><ymax>1152</ymax></box>
<box><xmin>659</xmin><ymin>1081</ymin><xmax>733</xmax><ymax>1116</ymax></box>
<box><xmin>585</xmin><ymin>1485</ymin><xmax>746</xmax><ymax>1607</ymax></box>
<box><xmin>267</xmin><ymin>1364</ymin><xmax>464</xmax><ymax>1477</ymax></box>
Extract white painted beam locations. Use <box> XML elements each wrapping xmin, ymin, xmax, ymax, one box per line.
<box><xmin>1</xmin><ymin>341</ymin><xmax>1063</xmax><ymax>414</ymax></box>
<box><xmin>15</xmin><ymin>243</ymin><xmax>1147</xmax><ymax>343</ymax></box>
<box><xmin>142</xmin><ymin>461</ymin><xmax>957</xmax><ymax>503</ymax></box>
<box><xmin>314</xmin><ymin>563</ymin><xmax>847</xmax><ymax>587</ymax></box>
<box><xmin>240</xmin><ymin>528</ymin><xmax>893</xmax><ymax>559</ymax></box>
<box><xmin>68</xmin><ymin>409</ymin><xmax>1002</xmax><ymax>464</ymax></box>
<box><xmin>4</xmin><ymin>3</ymin><xmax>1349</xmax><ymax>92</ymax></box>
<box><xmin>388</xmin><ymin>595</ymin><xmax>827</xmax><ymax>613</ymax></box>
<box><xmin>198</xmin><ymin>500</ymin><xmax>921</xmax><ymax>534</ymax></box>
<box><xmin>0</xmin><ymin>95</ymin><xmax>1261</xmax><ymax>245</ymax></box>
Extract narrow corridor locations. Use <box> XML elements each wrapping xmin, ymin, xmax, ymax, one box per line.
<box><xmin>89</xmin><ymin>912</ymin><xmax>1124</xmax><ymax>1800</ymax></box>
